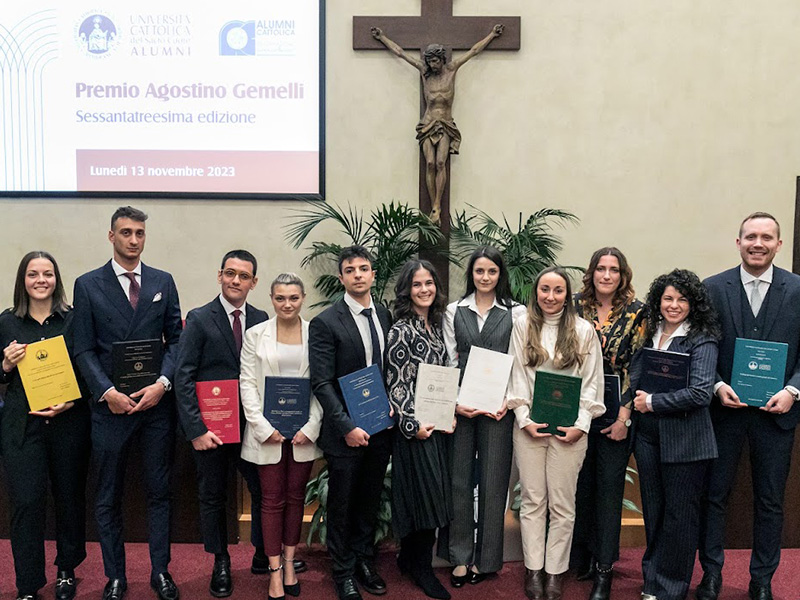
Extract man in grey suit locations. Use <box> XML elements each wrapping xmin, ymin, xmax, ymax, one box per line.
<box><xmin>697</xmin><ymin>212</ymin><xmax>800</xmax><ymax>600</ymax></box>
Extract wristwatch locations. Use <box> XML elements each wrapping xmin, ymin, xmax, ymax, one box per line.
<box><xmin>784</xmin><ymin>386</ymin><xmax>800</xmax><ymax>402</ymax></box>
<box><xmin>617</xmin><ymin>417</ymin><xmax>632</xmax><ymax>428</ymax></box>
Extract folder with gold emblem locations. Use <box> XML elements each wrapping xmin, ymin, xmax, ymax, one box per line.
<box><xmin>17</xmin><ymin>335</ymin><xmax>81</xmax><ymax>411</ymax></box>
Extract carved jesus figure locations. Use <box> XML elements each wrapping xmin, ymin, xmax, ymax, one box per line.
<box><xmin>371</xmin><ymin>24</ymin><xmax>504</xmax><ymax>225</ymax></box>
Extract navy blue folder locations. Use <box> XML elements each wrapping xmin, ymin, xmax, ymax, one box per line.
<box><xmin>338</xmin><ymin>364</ymin><xmax>393</xmax><ymax>436</ymax></box>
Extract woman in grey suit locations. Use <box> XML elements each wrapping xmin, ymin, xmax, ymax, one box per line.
<box><xmin>630</xmin><ymin>269</ymin><xmax>720</xmax><ymax>600</ymax></box>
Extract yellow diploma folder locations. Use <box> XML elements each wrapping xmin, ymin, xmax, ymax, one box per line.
<box><xmin>17</xmin><ymin>335</ymin><xmax>81</xmax><ymax>411</ymax></box>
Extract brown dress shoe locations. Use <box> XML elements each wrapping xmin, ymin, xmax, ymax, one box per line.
<box><xmin>545</xmin><ymin>573</ymin><xmax>562</xmax><ymax>600</ymax></box>
<box><xmin>524</xmin><ymin>569</ymin><xmax>545</xmax><ymax>600</ymax></box>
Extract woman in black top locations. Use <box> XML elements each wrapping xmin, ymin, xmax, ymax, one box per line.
<box><xmin>386</xmin><ymin>259</ymin><xmax>454</xmax><ymax>600</ymax></box>
<box><xmin>0</xmin><ymin>251</ymin><xmax>91</xmax><ymax>600</ymax></box>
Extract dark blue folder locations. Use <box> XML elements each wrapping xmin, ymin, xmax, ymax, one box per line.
<box><xmin>264</xmin><ymin>376</ymin><xmax>311</xmax><ymax>438</ymax></box>
<box><xmin>639</xmin><ymin>348</ymin><xmax>690</xmax><ymax>394</ymax></box>
<box><xmin>338</xmin><ymin>364</ymin><xmax>393</xmax><ymax>436</ymax></box>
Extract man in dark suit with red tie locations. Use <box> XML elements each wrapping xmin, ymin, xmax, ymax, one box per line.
<box><xmin>309</xmin><ymin>246</ymin><xmax>393</xmax><ymax>600</ymax></box>
<box><xmin>73</xmin><ymin>206</ymin><xmax>183</xmax><ymax>600</ymax></box>
<box><xmin>698</xmin><ymin>212</ymin><xmax>800</xmax><ymax>600</ymax></box>
<box><xmin>174</xmin><ymin>250</ymin><xmax>269</xmax><ymax>597</ymax></box>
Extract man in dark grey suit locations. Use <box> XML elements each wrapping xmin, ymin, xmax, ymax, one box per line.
<box><xmin>175</xmin><ymin>250</ymin><xmax>268</xmax><ymax>598</ymax></box>
<box><xmin>73</xmin><ymin>206</ymin><xmax>183</xmax><ymax>600</ymax></box>
<box><xmin>698</xmin><ymin>212</ymin><xmax>800</xmax><ymax>600</ymax></box>
<box><xmin>309</xmin><ymin>246</ymin><xmax>393</xmax><ymax>600</ymax></box>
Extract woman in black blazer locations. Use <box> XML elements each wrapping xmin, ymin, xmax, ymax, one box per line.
<box><xmin>630</xmin><ymin>269</ymin><xmax>720</xmax><ymax>600</ymax></box>
<box><xmin>0</xmin><ymin>251</ymin><xmax>91</xmax><ymax>600</ymax></box>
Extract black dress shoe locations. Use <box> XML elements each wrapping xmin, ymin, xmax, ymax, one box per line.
<box><xmin>354</xmin><ymin>561</ymin><xmax>387</xmax><ymax>595</ymax></box>
<box><xmin>695</xmin><ymin>572</ymin><xmax>722</xmax><ymax>600</ymax></box>
<box><xmin>748</xmin><ymin>581</ymin><xmax>773</xmax><ymax>600</ymax></box>
<box><xmin>150</xmin><ymin>572</ymin><xmax>179</xmax><ymax>600</ymax></box>
<box><xmin>468</xmin><ymin>570</ymin><xmax>495</xmax><ymax>585</ymax></box>
<box><xmin>252</xmin><ymin>552</ymin><xmax>270</xmax><ymax>575</ymax></box>
<box><xmin>589</xmin><ymin>568</ymin><xmax>612</xmax><ymax>600</ymax></box>
<box><xmin>210</xmin><ymin>557</ymin><xmax>233</xmax><ymax>598</ymax></box>
<box><xmin>102</xmin><ymin>579</ymin><xmax>127</xmax><ymax>600</ymax></box>
<box><xmin>293</xmin><ymin>559</ymin><xmax>308</xmax><ymax>574</ymax></box>
<box><xmin>335</xmin><ymin>577</ymin><xmax>363</xmax><ymax>600</ymax></box>
<box><xmin>449</xmin><ymin>568</ymin><xmax>469</xmax><ymax>588</ymax></box>
<box><xmin>55</xmin><ymin>569</ymin><xmax>77</xmax><ymax>600</ymax></box>
<box><xmin>15</xmin><ymin>595</ymin><xmax>39</xmax><ymax>600</ymax></box>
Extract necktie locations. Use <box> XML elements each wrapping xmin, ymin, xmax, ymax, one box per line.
<box><xmin>124</xmin><ymin>272</ymin><xmax>140</xmax><ymax>310</ymax></box>
<box><xmin>361</xmin><ymin>308</ymin><xmax>383</xmax><ymax>371</ymax></box>
<box><xmin>232</xmin><ymin>309</ymin><xmax>243</xmax><ymax>355</ymax></box>
<box><xmin>750</xmin><ymin>279</ymin><xmax>763</xmax><ymax>317</ymax></box>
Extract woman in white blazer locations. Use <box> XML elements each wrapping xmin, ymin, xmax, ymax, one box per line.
<box><xmin>240</xmin><ymin>273</ymin><xmax>322</xmax><ymax>600</ymax></box>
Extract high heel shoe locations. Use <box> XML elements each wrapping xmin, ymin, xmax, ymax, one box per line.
<box><xmin>449</xmin><ymin>566</ymin><xmax>469</xmax><ymax>588</ymax></box>
<box><xmin>282</xmin><ymin>555</ymin><xmax>300</xmax><ymax>597</ymax></box>
<box><xmin>268</xmin><ymin>564</ymin><xmax>285</xmax><ymax>600</ymax></box>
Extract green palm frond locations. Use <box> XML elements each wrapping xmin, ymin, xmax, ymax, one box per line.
<box><xmin>284</xmin><ymin>201</ymin><xmax>366</xmax><ymax>249</ymax></box>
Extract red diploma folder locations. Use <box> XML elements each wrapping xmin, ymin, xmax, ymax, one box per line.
<box><xmin>196</xmin><ymin>379</ymin><xmax>241</xmax><ymax>444</ymax></box>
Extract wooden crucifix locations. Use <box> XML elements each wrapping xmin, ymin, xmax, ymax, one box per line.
<box><xmin>354</xmin><ymin>1</ymin><xmax>521</xmax><ymax>294</ymax></box>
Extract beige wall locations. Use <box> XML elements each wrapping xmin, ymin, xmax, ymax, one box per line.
<box><xmin>2</xmin><ymin>0</ymin><xmax>798</xmax><ymax>314</ymax></box>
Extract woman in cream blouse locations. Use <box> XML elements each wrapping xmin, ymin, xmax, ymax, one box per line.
<box><xmin>506</xmin><ymin>266</ymin><xmax>605</xmax><ymax>600</ymax></box>
<box><xmin>240</xmin><ymin>273</ymin><xmax>322</xmax><ymax>600</ymax></box>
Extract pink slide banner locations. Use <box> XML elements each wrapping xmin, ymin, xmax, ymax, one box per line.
<box><xmin>76</xmin><ymin>149</ymin><xmax>319</xmax><ymax>194</ymax></box>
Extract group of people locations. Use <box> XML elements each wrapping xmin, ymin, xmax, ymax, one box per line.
<box><xmin>0</xmin><ymin>207</ymin><xmax>797</xmax><ymax>600</ymax></box>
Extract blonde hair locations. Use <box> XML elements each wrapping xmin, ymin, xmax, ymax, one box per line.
<box><xmin>525</xmin><ymin>266</ymin><xmax>584</xmax><ymax>370</ymax></box>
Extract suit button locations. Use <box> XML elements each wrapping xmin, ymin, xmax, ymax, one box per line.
<box><xmin>45</xmin><ymin>420</ymin><xmax>50</xmax><ymax>424</ymax></box>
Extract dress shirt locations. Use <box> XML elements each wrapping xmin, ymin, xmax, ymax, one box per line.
<box><xmin>646</xmin><ymin>321</ymin><xmax>691</xmax><ymax>411</ymax></box>
<box><xmin>218</xmin><ymin>293</ymin><xmax>247</xmax><ymax>332</ymax></box>
<box><xmin>740</xmin><ymin>264</ymin><xmax>773</xmax><ymax>308</ymax></box>
<box><xmin>111</xmin><ymin>258</ymin><xmax>142</xmax><ymax>300</ymax></box>
<box><xmin>343</xmin><ymin>292</ymin><xmax>385</xmax><ymax>366</ymax></box>
<box><xmin>443</xmin><ymin>293</ymin><xmax>526</xmax><ymax>367</ymax></box>
<box><xmin>102</xmin><ymin>258</ymin><xmax>170</xmax><ymax>399</ymax></box>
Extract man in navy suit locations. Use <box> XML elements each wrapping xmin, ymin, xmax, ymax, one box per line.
<box><xmin>309</xmin><ymin>246</ymin><xmax>393</xmax><ymax>600</ymax></box>
<box><xmin>73</xmin><ymin>206</ymin><xmax>183</xmax><ymax>600</ymax></box>
<box><xmin>698</xmin><ymin>212</ymin><xmax>800</xmax><ymax>600</ymax></box>
<box><xmin>175</xmin><ymin>250</ymin><xmax>269</xmax><ymax>598</ymax></box>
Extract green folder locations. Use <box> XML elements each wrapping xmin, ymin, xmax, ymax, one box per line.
<box><xmin>531</xmin><ymin>371</ymin><xmax>582</xmax><ymax>436</ymax></box>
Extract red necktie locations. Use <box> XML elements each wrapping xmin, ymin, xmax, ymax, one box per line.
<box><xmin>124</xmin><ymin>272</ymin><xmax>140</xmax><ymax>310</ymax></box>
<box><xmin>232</xmin><ymin>309</ymin><xmax>243</xmax><ymax>355</ymax></box>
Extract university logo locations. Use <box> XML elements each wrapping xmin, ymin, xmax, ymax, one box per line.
<box><xmin>134</xmin><ymin>362</ymin><xmax>144</xmax><ymax>372</ymax></box>
<box><xmin>212</xmin><ymin>387</ymin><xmax>221</xmax><ymax>396</ymax></box>
<box><xmin>219</xmin><ymin>20</ymin><xmax>255</xmax><ymax>56</ymax></box>
<box><xmin>76</xmin><ymin>14</ymin><xmax>120</xmax><ymax>57</ymax></box>
<box><xmin>362</xmin><ymin>388</ymin><xmax>371</xmax><ymax>398</ymax></box>
<box><xmin>36</xmin><ymin>349</ymin><xmax>49</xmax><ymax>361</ymax></box>
<box><xmin>748</xmin><ymin>361</ymin><xmax>759</xmax><ymax>371</ymax></box>
<box><xmin>278</xmin><ymin>397</ymin><xmax>287</xmax><ymax>405</ymax></box>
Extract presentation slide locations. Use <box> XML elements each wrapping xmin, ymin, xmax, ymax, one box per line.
<box><xmin>0</xmin><ymin>1</ymin><xmax>323</xmax><ymax>197</ymax></box>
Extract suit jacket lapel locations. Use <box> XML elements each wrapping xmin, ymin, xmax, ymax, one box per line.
<box><xmin>337</xmin><ymin>300</ymin><xmax>367</xmax><ymax>367</ymax></box>
<box><xmin>99</xmin><ymin>261</ymin><xmax>134</xmax><ymax>322</ymax></box>
<box><xmin>376</xmin><ymin>304</ymin><xmax>392</xmax><ymax>336</ymax></box>
<box><xmin>263</xmin><ymin>319</ymin><xmax>281</xmax><ymax>376</ymax></box>
<box><xmin>126</xmin><ymin>264</ymin><xmax>157</xmax><ymax>336</ymax></box>
<box><xmin>762</xmin><ymin>268</ymin><xmax>787</xmax><ymax>339</ymax></box>
<box><xmin>300</xmin><ymin>319</ymin><xmax>310</xmax><ymax>376</ymax></box>
<box><xmin>724</xmin><ymin>270</ymin><xmax>744</xmax><ymax>338</ymax></box>
<box><xmin>210</xmin><ymin>298</ymin><xmax>239</xmax><ymax>364</ymax></box>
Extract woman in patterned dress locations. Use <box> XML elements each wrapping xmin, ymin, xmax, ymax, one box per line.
<box><xmin>385</xmin><ymin>259</ymin><xmax>454</xmax><ymax>600</ymax></box>
<box><xmin>570</xmin><ymin>247</ymin><xmax>646</xmax><ymax>600</ymax></box>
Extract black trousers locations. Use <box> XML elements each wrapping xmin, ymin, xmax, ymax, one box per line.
<box><xmin>1</xmin><ymin>406</ymin><xmax>91</xmax><ymax>595</ymax></box>
<box><xmin>324</xmin><ymin>433</ymin><xmax>391</xmax><ymax>582</ymax></box>
<box><xmin>192</xmin><ymin>444</ymin><xmax>263</xmax><ymax>556</ymax></box>
<box><xmin>91</xmin><ymin>400</ymin><xmax>174</xmax><ymax>581</ymax></box>
<box><xmin>698</xmin><ymin>408</ymin><xmax>795</xmax><ymax>584</ymax></box>
<box><xmin>571</xmin><ymin>429</ymin><xmax>631</xmax><ymax>568</ymax></box>
<box><xmin>635</xmin><ymin>415</ymin><xmax>709</xmax><ymax>600</ymax></box>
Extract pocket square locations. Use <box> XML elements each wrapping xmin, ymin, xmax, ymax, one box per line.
<box><xmin>153</xmin><ymin>292</ymin><xmax>163</xmax><ymax>302</ymax></box>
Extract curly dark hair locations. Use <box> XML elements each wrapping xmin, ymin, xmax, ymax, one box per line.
<box><xmin>393</xmin><ymin>259</ymin><xmax>447</xmax><ymax>325</ymax></box>
<box><xmin>644</xmin><ymin>269</ymin><xmax>720</xmax><ymax>341</ymax></box>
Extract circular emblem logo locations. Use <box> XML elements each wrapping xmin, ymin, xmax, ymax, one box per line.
<box><xmin>76</xmin><ymin>13</ymin><xmax>120</xmax><ymax>57</ymax></box>
<box><xmin>362</xmin><ymin>388</ymin><xmax>371</xmax><ymax>398</ymax></box>
<box><xmin>226</xmin><ymin>27</ymin><xmax>250</xmax><ymax>52</ymax></box>
<box><xmin>212</xmin><ymin>386</ymin><xmax>221</xmax><ymax>396</ymax></box>
<box><xmin>134</xmin><ymin>362</ymin><xmax>143</xmax><ymax>372</ymax></box>
<box><xmin>661</xmin><ymin>365</ymin><xmax>669</xmax><ymax>373</ymax></box>
<box><xmin>36</xmin><ymin>349</ymin><xmax>49</xmax><ymax>361</ymax></box>
<box><xmin>278</xmin><ymin>397</ymin><xmax>286</xmax><ymax>405</ymax></box>
<box><xmin>427</xmin><ymin>384</ymin><xmax>435</xmax><ymax>393</ymax></box>
<box><xmin>552</xmin><ymin>390</ymin><xmax>563</xmax><ymax>401</ymax></box>
<box><xmin>748</xmin><ymin>361</ymin><xmax>759</xmax><ymax>371</ymax></box>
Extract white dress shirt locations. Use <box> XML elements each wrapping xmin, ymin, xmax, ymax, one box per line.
<box><xmin>218</xmin><ymin>293</ymin><xmax>247</xmax><ymax>332</ymax></box>
<box><xmin>343</xmin><ymin>292</ymin><xmax>385</xmax><ymax>365</ymax></box>
<box><xmin>740</xmin><ymin>264</ymin><xmax>773</xmax><ymax>309</ymax></box>
<box><xmin>111</xmin><ymin>258</ymin><xmax>141</xmax><ymax>299</ymax></box>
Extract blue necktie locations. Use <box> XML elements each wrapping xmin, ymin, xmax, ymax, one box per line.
<box><xmin>361</xmin><ymin>308</ymin><xmax>383</xmax><ymax>371</ymax></box>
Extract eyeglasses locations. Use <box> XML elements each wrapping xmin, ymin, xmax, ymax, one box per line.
<box><xmin>221</xmin><ymin>269</ymin><xmax>254</xmax><ymax>281</ymax></box>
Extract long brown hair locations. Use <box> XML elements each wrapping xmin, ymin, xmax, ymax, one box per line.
<box><xmin>12</xmin><ymin>251</ymin><xmax>68</xmax><ymax>318</ymax></box>
<box><xmin>525</xmin><ymin>266</ymin><xmax>584</xmax><ymax>370</ymax></box>
<box><xmin>578</xmin><ymin>247</ymin><xmax>635</xmax><ymax>311</ymax></box>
